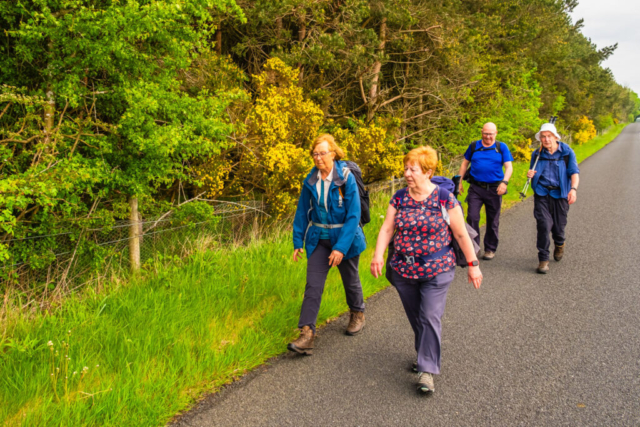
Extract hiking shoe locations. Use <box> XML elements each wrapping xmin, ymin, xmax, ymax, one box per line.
<box><xmin>345</xmin><ymin>311</ymin><xmax>365</xmax><ymax>336</ymax></box>
<box><xmin>537</xmin><ymin>261</ymin><xmax>549</xmax><ymax>274</ymax></box>
<box><xmin>411</xmin><ymin>362</ymin><xmax>418</xmax><ymax>373</ymax></box>
<box><xmin>287</xmin><ymin>326</ymin><xmax>315</xmax><ymax>355</ymax></box>
<box><xmin>553</xmin><ymin>244</ymin><xmax>565</xmax><ymax>262</ymax></box>
<box><xmin>482</xmin><ymin>251</ymin><xmax>495</xmax><ymax>260</ymax></box>
<box><xmin>417</xmin><ymin>372</ymin><xmax>435</xmax><ymax>394</ymax></box>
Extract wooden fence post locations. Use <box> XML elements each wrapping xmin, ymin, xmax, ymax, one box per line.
<box><xmin>129</xmin><ymin>196</ymin><xmax>140</xmax><ymax>272</ymax></box>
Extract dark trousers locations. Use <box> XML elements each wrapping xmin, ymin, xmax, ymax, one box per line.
<box><xmin>391</xmin><ymin>269</ymin><xmax>455</xmax><ymax>375</ymax></box>
<box><xmin>466</xmin><ymin>184</ymin><xmax>502</xmax><ymax>252</ymax></box>
<box><xmin>298</xmin><ymin>239</ymin><xmax>365</xmax><ymax>333</ymax></box>
<box><xmin>533</xmin><ymin>194</ymin><xmax>569</xmax><ymax>262</ymax></box>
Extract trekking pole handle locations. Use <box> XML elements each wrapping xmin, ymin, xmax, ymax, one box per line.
<box><xmin>520</xmin><ymin>145</ymin><xmax>542</xmax><ymax>196</ymax></box>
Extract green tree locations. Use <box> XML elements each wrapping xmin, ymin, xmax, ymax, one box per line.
<box><xmin>0</xmin><ymin>1</ymin><xmax>245</xmax><ymax>273</ymax></box>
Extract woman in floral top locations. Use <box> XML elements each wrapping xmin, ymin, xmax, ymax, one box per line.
<box><xmin>371</xmin><ymin>146</ymin><xmax>483</xmax><ymax>395</ymax></box>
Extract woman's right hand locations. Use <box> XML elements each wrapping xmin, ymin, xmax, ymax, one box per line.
<box><xmin>526</xmin><ymin>169</ymin><xmax>537</xmax><ymax>179</ymax></box>
<box><xmin>370</xmin><ymin>255</ymin><xmax>385</xmax><ymax>278</ymax></box>
<box><xmin>468</xmin><ymin>265</ymin><xmax>483</xmax><ymax>289</ymax></box>
<box><xmin>293</xmin><ymin>248</ymin><xmax>304</xmax><ymax>262</ymax></box>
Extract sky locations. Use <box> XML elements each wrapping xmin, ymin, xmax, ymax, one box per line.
<box><xmin>570</xmin><ymin>0</ymin><xmax>640</xmax><ymax>96</ymax></box>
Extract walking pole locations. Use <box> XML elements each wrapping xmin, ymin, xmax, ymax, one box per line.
<box><xmin>519</xmin><ymin>145</ymin><xmax>541</xmax><ymax>200</ymax></box>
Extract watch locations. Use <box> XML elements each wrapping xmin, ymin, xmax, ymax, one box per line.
<box><xmin>501</xmin><ymin>180</ymin><xmax>509</xmax><ymax>185</ymax></box>
<box><xmin>468</xmin><ymin>260</ymin><xmax>479</xmax><ymax>267</ymax></box>
<box><xmin>570</xmin><ymin>187</ymin><xmax>578</xmax><ymax>192</ymax></box>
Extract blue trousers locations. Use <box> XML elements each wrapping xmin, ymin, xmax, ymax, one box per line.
<box><xmin>391</xmin><ymin>268</ymin><xmax>455</xmax><ymax>375</ymax></box>
<box><xmin>298</xmin><ymin>240</ymin><xmax>365</xmax><ymax>333</ymax></box>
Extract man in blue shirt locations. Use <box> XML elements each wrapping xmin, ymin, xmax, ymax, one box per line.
<box><xmin>458</xmin><ymin>123</ymin><xmax>514</xmax><ymax>260</ymax></box>
<box><xmin>527</xmin><ymin>123</ymin><xmax>580</xmax><ymax>274</ymax></box>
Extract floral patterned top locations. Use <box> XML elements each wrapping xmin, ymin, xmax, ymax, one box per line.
<box><xmin>390</xmin><ymin>187</ymin><xmax>459</xmax><ymax>279</ymax></box>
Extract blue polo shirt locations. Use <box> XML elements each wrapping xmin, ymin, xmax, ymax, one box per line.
<box><xmin>464</xmin><ymin>141</ymin><xmax>514</xmax><ymax>183</ymax></box>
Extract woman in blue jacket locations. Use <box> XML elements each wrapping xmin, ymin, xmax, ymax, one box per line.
<box><xmin>288</xmin><ymin>134</ymin><xmax>367</xmax><ymax>355</ymax></box>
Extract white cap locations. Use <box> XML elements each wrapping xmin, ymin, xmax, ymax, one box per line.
<box><xmin>535</xmin><ymin>123</ymin><xmax>561</xmax><ymax>141</ymax></box>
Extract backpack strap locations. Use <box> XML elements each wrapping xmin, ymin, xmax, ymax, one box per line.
<box><xmin>467</xmin><ymin>141</ymin><xmax>502</xmax><ymax>162</ymax></box>
<box><xmin>436</xmin><ymin>185</ymin><xmax>452</xmax><ymax>225</ymax></box>
<box><xmin>467</xmin><ymin>142</ymin><xmax>477</xmax><ymax>161</ymax></box>
<box><xmin>392</xmin><ymin>188</ymin><xmax>408</xmax><ymax>210</ymax></box>
<box><xmin>533</xmin><ymin>151</ymin><xmax>570</xmax><ymax>167</ymax></box>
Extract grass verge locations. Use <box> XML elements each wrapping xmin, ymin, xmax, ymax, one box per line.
<box><xmin>0</xmin><ymin>192</ymin><xmax>390</xmax><ymax>426</ymax></box>
<box><xmin>0</xmin><ymin>123</ymin><xmax>628</xmax><ymax>426</ymax></box>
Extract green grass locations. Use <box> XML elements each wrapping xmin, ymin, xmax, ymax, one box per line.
<box><xmin>0</xmin><ymin>123</ymin><xmax>628</xmax><ymax>426</ymax></box>
<box><xmin>0</xmin><ymin>193</ymin><xmax>391</xmax><ymax>426</ymax></box>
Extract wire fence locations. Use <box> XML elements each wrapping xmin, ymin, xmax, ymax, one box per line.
<box><xmin>0</xmin><ymin>200</ymin><xmax>270</xmax><ymax>301</ymax></box>
<box><xmin>0</xmin><ymin>181</ymin><xmax>404</xmax><ymax>305</ymax></box>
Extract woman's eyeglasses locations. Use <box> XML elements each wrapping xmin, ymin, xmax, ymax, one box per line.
<box><xmin>312</xmin><ymin>151</ymin><xmax>332</xmax><ymax>158</ymax></box>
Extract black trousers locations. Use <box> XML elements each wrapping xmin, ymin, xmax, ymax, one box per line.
<box><xmin>466</xmin><ymin>183</ymin><xmax>503</xmax><ymax>252</ymax></box>
<box><xmin>298</xmin><ymin>239</ymin><xmax>364</xmax><ymax>333</ymax></box>
<box><xmin>533</xmin><ymin>194</ymin><xmax>569</xmax><ymax>261</ymax></box>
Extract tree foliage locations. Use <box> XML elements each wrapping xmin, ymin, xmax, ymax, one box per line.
<box><xmin>0</xmin><ymin>0</ymin><xmax>245</xmax><ymax>270</ymax></box>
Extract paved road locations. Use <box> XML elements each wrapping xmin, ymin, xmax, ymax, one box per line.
<box><xmin>174</xmin><ymin>124</ymin><xmax>640</xmax><ymax>426</ymax></box>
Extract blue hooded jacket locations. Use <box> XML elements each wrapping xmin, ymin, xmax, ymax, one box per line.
<box><xmin>529</xmin><ymin>141</ymin><xmax>580</xmax><ymax>199</ymax></box>
<box><xmin>292</xmin><ymin>160</ymin><xmax>366</xmax><ymax>259</ymax></box>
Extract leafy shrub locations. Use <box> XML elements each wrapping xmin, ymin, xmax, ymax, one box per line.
<box><xmin>594</xmin><ymin>114</ymin><xmax>614</xmax><ymax>131</ymax></box>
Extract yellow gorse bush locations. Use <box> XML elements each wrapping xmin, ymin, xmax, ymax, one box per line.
<box><xmin>511</xmin><ymin>138</ymin><xmax>534</xmax><ymax>162</ymax></box>
<box><xmin>572</xmin><ymin>115</ymin><xmax>596</xmax><ymax>145</ymax></box>
<box><xmin>196</xmin><ymin>59</ymin><xmax>405</xmax><ymax>215</ymax></box>
<box><xmin>196</xmin><ymin>156</ymin><xmax>231</xmax><ymax>198</ymax></box>
<box><xmin>334</xmin><ymin>120</ymin><xmax>404</xmax><ymax>184</ymax></box>
<box><xmin>237</xmin><ymin>58</ymin><xmax>324</xmax><ymax>217</ymax></box>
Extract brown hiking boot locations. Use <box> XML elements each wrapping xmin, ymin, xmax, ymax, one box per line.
<box><xmin>554</xmin><ymin>244</ymin><xmax>565</xmax><ymax>262</ymax></box>
<box><xmin>345</xmin><ymin>311</ymin><xmax>365</xmax><ymax>336</ymax></box>
<box><xmin>287</xmin><ymin>326</ymin><xmax>315</xmax><ymax>355</ymax></box>
<box><xmin>482</xmin><ymin>251</ymin><xmax>495</xmax><ymax>260</ymax></box>
<box><xmin>537</xmin><ymin>261</ymin><xmax>549</xmax><ymax>274</ymax></box>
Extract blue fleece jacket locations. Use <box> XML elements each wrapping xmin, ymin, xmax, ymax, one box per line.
<box><xmin>292</xmin><ymin>160</ymin><xmax>366</xmax><ymax>259</ymax></box>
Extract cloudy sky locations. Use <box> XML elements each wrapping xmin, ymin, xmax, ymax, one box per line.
<box><xmin>570</xmin><ymin>0</ymin><xmax>640</xmax><ymax>95</ymax></box>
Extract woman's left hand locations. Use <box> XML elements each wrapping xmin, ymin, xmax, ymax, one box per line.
<box><xmin>468</xmin><ymin>265</ymin><xmax>483</xmax><ymax>289</ymax></box>
<box><xmin>328</xmin><ymin>250</ymin><xmax>344</xmax><ymax>267</ymax></box>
